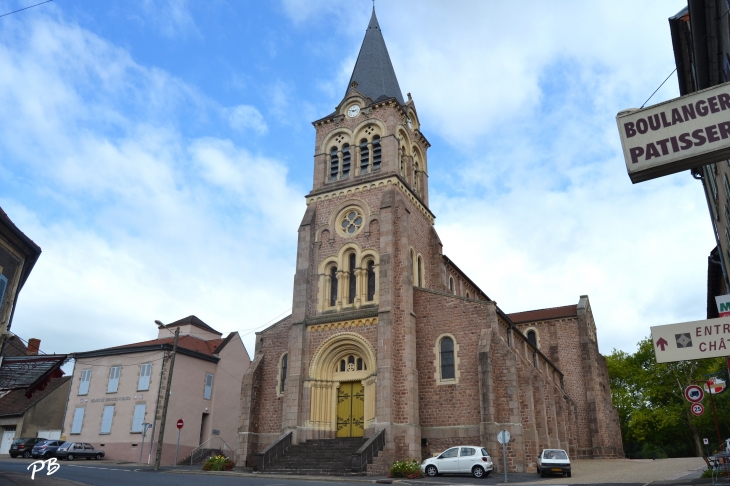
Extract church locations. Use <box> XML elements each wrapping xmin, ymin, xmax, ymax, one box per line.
<box><xmin>235</xmin><ymin>10</ymin><xmax>623</xmax><ymax>474</ymax></box>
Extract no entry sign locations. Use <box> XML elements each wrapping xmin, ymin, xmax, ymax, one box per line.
<box><xmin>685</xmin><ymin>385</ymin><xmax>705</xmax><ymax>403</ymax></box>
<box><xmin>691</xmin><ymin>403</ymin><xmax>705</xmax><ymax>416</ymax></box>
<box><xmin>177</xmin><ymin>419</ymin><xmax>184</xmax><ymax>429</ymax></box>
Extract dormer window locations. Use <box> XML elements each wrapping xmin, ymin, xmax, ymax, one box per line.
<box><xmin>330</xmin><ymin>147</ymin><xmax>339</xmax><ymax>180</ymax></box>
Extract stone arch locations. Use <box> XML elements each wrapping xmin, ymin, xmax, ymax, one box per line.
<box><xmin>309</xmin><ymin>331</ymin><xmax>377</xmax><ymax>381</ymax></box>
<box><xmin>352</xmin><ymin>119</ymin><xmax>386</xmax><ymax>141</ymax></box>
<box><xmin>320</xmin><ymin>128</ymin><xmax>353</xmax><ymax>154</ymax></box>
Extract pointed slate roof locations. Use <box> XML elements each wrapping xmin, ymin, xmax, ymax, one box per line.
<box><xmin>347</xmin><ymin>9</ymin><xmax>404</xmax><ymax>104</ymax></box>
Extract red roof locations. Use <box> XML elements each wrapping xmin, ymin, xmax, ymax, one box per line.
<box><xmin>507</xmin><ymin>305</ymin><xmax>578</xmax><ymax>324</ymax></box>
<box><xmin>112</xmin><ymin>335</ymin><xmax>226</xmax><ymax>357</ymax></box>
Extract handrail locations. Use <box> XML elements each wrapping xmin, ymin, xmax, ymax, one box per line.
<box><xmin>351</xmin><ymin>428</ymin><xmax>385</xmax><ymax>473</ymax></box>
<box><xmin>189</xmin><ymin>436</ymin><xmax>234</xmax><ymax>466</ymax></box>
<box><xmin>254</xmin><ymin>430</ymin><xmax>292</xmax><ymax>472</ymax></box>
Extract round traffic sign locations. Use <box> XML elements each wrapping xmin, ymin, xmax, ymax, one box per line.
<box><xmin>691</xmin><ymin>403</ymin><xmax>705</xmax><ymax>416</ymax></box>
<box><xmin>497</xmin><ymin>430</ymin><xmax>511</xmax><ymax>444</ymax></box>
<box><xmin>685</xmin><ymin>385</ymin><xmax>704</xmax><ymax>403</ymax></box>
<box><xmin>177</xmin><ymin>419</ymin><xmax>184</xmax><ymax>429</ymax></box>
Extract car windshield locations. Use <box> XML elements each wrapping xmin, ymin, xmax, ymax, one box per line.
<box><xmin>544</xmin><ymin>450</ymin><xmax>568</xmax><ymax>460</ymax></box>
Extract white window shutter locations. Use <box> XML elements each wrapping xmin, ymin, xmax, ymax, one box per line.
<box><xmin>138</xmin><ymin>364</ymin><xmax>151</xmax><ymax>391</ymax></box>
<box><xmin>71</xmin><ymin>408</ymin><xmax>85</xmax><ymax>434</ymax></box>
<box><xmin>131</xmin><ymin>404</ymin><xmax>146</xmax><ymax>432</ymax></box>
<box><xmin>203</xmin><ymin>374</ymin><xmax>213</xmax><ymax>400</ymax></box>
<box><xmin>78</xmin><ymin>369</ymin><xmax>92</xmax><ymax>395</ymax></box>
<box><xmin>100</xmin><ymin>406</ymin><xmax>114</xmax><ymax>434</ymax></box>
<box><xmin>107</xmin><ymin>367</ymin><xmax>120</xmax><ymax>393</ymax></box>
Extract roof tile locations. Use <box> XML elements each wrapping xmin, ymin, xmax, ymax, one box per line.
<box><xmin>507</xmin><ymin>305</ymin><xmax>578</xmax><ymax>324</ymax></box>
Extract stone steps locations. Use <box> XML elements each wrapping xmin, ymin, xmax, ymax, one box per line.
<box><xmin>261</xmin><ymin>437</ymin><xmax>369</xmax><ymax>476</ymax></box>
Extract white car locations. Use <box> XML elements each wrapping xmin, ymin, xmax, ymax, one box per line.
<box><xmin>536</xmin><ymin>448</ymin><xmax>571</xmax><ymax>477</ymax></box>
<box><xmin>421</xmin><ymin>446</ymin><xmax>493</xmax><ymax>478</ymax></box>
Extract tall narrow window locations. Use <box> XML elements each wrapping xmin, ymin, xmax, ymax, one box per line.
<box><xmin>372</xmin><ymin>136</ymin><xmax>381</xmax><ymax>170</ymax></box>
<box><xmin>359</xmin><ymin>139</ymin><xmax>369</xmax><ymax>172</ymax></box>
<box><xmin>138</xmin><ymin>363</ymin><xmax>152</xmax><ymax>391</ymax></box>
<box><xmin>348</xmin><ymin>254</ymin><xmax>356</xmax><ymax>304</ymax></box>
<box><xmin>204</xmin><ymin>373</ymin><xmax>214</xmax><ymax>400</ymax></box>
<box><xmin>107</xmin><ymin>366</ymin><xmax>121</xmax><ymax>393</ymax></box>
<box><xmin>449</xmin><ymin>277</ymin><xmax>454</xmax><ymax>294</ymax></box>
<box><xmin>357</xmin><ymin>358</ymin><xmax>363</xmax><ymax>370</ymax></box>
<box><xmin>342</xmin><ymin>144</ymin><xmax>351</xmax><ymax>177</ymax></box>
<box><xmin>78</xmin><ymin>369</ymin><xmax>92</xmax><ymax>395</ymax></box>
<box><xmin>280</xmin><ymin>354</ymin><xmax>288</xmax><ymax>393</ymax></box>
<box><xmin>0</xmin><ymin>274</ymin><xmax>7</xmax><ymax>307</ymax></box>
<box><xmin>330</xmin><ymin>266</ymin><xmax>338</xmax><ymax>307</ymax></box>
<box><xmin>131</xmin><ymin>404</ymin><xmax>146</xmax><ymax>432</ymax></box>
<box><xmin>417</xmin><ymin>256</ymin><xmax>423</xmax><ymax>287</ymax></box>
<box><xmin>367</xmin><ymin>260</ymin><xmax>376</xmax><ymax>301</ymax></box>
<box><xmin>414</xmin><ymin>162</ymin><xmax>420</xmax><ymax>194</ymax></box>
<box><xmin>100</xmin><ymin>405</ymin><xmax>115</xmax><ymax>434</ymax></box>
<box><xmin>71</xmin><ymin>407</ymin><xmax>85</xmax><ymax>434</ymax></box>
<box><xmin>340</xmin><ymin>359</ymin><xmax>346</xmax><ymax>372</ymax></box>
<box><xmin>330</xmin><ymin>147</ymin><xmax>339</xmax><ymax>180</ymax></box>
<box><xmin>440</xmin><ymin>337</ymin><xmax>455</xmax><ymax>380</ymax></box>
<box><xmin>527</xmin><ymin>330</ymin><xmax>537</xmax><ymax>348</ymax></box>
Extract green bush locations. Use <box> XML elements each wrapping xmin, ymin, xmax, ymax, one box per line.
<box><xmin>388</xmin><ymin>459</ymin><xmax>423</xmax><ymax>479</ymax></box>
<box><xmin>202</xmin><ymin>454</ymin><xmax>235</xmax><ymax>471</ymax></box>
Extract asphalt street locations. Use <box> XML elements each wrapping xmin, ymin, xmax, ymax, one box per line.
<box><xmin>0</xmin><ymin>457</ymin><xmax>669</xmax><ymax>486</ymax></box>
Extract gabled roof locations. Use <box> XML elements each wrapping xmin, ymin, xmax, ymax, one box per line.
<box><xmin>347</xmin><ymin>9</ymin><xmax>404</xmax><ymax>104</ymax></box>
<box><xmin>0</xmin><ymin>376</ymin><xmax>70</xmax><ymax>417</ymax></box>
<box><xmin>507</xmin><ymin>305</ymin><xmax>578</xmax><ymax>324</ymax></box>
<box><xmin>108</xmin><ymin>334</ymin><xmax>225</xmax><ymax>357</ymax></box>
<box><xmin>161</xmin><ymin>315</ymin><xmax>222</xmax><ymax>336</ymax></box>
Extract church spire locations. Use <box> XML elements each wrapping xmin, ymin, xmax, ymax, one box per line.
<box><xmin>347</xmin><ymin>9</ymin><xmax>404</xmax><ymax>104</ymax></box>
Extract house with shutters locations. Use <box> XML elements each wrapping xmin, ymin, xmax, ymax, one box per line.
<box><xmin>62</xmin><ymin>315</ymin><xmax>250</xmax><ymax>464</ymax></box>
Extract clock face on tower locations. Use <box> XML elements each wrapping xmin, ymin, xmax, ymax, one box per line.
<box><xmin>347</xmin><ymin>105</ymin><xmax>360</xmax><ymax>118</ymax></box>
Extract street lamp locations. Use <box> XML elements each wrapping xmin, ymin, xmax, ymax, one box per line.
<box><xmin>154</xmin><ymin>319</ymin><xmax>179</xmax><ymax>470</ymax></box>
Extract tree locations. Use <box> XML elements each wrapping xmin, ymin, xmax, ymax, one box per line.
<box><xmin>606</xmin><ymin>337</ymin><xmax>729</xmax><ymax>457</ymax></box>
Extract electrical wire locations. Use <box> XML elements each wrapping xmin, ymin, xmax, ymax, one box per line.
<box><xmin>0</xmin><ymin>0</ymin><xmax>54</xmax><ymax>19</ymax></box>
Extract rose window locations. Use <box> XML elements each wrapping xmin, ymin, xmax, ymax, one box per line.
<box><xmin>340</xmin><ymin>211</ymin><xmax>363</xmax><ymax>235</ymax></box>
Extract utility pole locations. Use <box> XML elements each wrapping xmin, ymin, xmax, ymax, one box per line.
<box><xmin>154</xmin><ymin>326</ymin><xmax>179</xmax><ymax>470</ymax></box>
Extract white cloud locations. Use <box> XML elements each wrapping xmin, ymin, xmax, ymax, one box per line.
<box><xmin>0</xmin><ymin>13</ymin><xmax>302</xmax><ymax>357</ymax></box>
<box><xmin>227</xmin><ymin>104</ymin><xmax>268</xmax><ymax>135</ymax></box>
<box><xmin>139</xmin><ymin>0</ymin><xmax>201</xmax><ymax>39</ymax></box>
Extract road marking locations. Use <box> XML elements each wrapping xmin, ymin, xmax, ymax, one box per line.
<box><xmin>65</xmin><ymin>465</ymin><xmax>133</xmax><ymax>471</ymax></box>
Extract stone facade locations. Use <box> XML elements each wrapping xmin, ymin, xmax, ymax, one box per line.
<box><xmin>235</xmin><ymin>10</ymin><xmax>623</xmax><ymax>473</ymax></box>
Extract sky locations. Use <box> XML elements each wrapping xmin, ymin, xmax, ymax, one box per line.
<box><xmin>0</xmin><ymin>0</ymin><xmax>710</xmax><ymax>363</ymax></box>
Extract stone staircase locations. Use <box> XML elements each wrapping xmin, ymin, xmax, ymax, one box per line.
<box><xmin>262</xmin><ymin>438</ymin><xmax>369</xmax><ymax>476</ymax></box>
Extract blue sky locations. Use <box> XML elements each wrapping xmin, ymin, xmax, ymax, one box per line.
<box><xmin>1</xmin><ymin>0</ymin><xmax>710</xmax><ymax>360</ymax></box>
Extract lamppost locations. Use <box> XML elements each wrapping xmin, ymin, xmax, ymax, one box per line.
<box><xmin>154</xmin><ymin>320</ymin><xmax>179</xmax><ymax>471</ymax></box>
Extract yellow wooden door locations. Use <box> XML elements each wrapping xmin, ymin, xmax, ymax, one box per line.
<box><xmin>336</xmin><ymin>382</ymin><xmax>365</xmax><ymax>437</ymax></box>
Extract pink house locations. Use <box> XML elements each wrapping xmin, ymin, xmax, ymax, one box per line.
<box><xmin>62</xmin><ymin>316</ymin><xmax>250</xmax><ymax>464</ymax></box>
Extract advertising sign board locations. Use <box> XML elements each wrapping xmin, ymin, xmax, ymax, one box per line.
<box><xmin>616</xmin><ymin>81</ymin><xmax>730</xmax><ymax>183</ymax></box>
<box><xmin>650</xmin><ymin>317</ymin><xmax>730</xmax><ymax>363</ymax></box>
<box><xmin>717</xmin><ymin>295</ymin><xmax>730</xmax><ymax>317</ymax></box>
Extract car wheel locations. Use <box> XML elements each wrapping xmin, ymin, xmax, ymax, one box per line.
<box><xmin>23</xmin><ymin>451</ymin><xmax>31</xmax><ymax>459</ymax></box>
<box><xmin>567</xmin><ymin>471</ymin><xmax>571</xmax><ymax>478</ymax></box>
<box><xmin>425</xmin><ymin>465</ymin><xmax>438</xmax><ymax>477</ymax></box>
<box><xmin>67</xmin><ymin>454</ymin><xmax>74</xmax><ymax>461</ymax></box>
<box><xmin>540</xmin><ymin>468</ymin><xmax>547</xmax><ymax>478</ymax></box>
<box><xmin>43</xmin><ymin>452</ymin><xmax>51</xmax><ymax>459</ymax></box>
<box><xmin>10</xmin><ymin>454</ymin><xmax>16</xmax><ymax>458</ymax></box>
<box><xmin>472</xmin><ymin>465</ymin><xmax>485</xmax><ymax>478</ymax></box>
<box><xmin>96</xmin><ymin>453</ymin><xmax>102</xmax><ymax>460</ymax></box>
<box><xmin>536</xmin><ymin>466</ymin><xmax>541</xmax><ymax>473</ymax></box>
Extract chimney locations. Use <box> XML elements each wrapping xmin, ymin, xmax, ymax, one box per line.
<box><xmin>27</xmin><ymin>338</ymin><xmax>40</xmax><ymax>355</ymax></box>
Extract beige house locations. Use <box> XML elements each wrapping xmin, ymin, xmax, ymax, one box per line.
<box><xmin>63</xmin><ymin>316</ymin><xmax>250</xmax><ymax>464</ymax></box>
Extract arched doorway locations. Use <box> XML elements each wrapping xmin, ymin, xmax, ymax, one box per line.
<box><xmin>307</xmin><ymin>332</ymin><xmax>377</xmax><ymax>437</ymax></box>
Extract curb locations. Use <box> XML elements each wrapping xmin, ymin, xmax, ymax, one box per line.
<box><xmin>167</xmin><ymin>469</ymin><xmax>392</xmax><ymax>482</ymax></box>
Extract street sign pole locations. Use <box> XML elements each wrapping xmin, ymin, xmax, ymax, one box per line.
<box><xmin>697</xmin><ymin>380</ymin><xmax>723</xmax><ymax>447</ymax></box>
<box><xmin>174</xmin><ymin>419</ymin><xmax>184</xmax><ymax>468</ymax></box>
<box><xmin>497</xmin><ymin>430</ymin><xmax>510</xmax><ymax>483</ymax></box>
<box><xmin>138</xmin><ymin>423</ymin><xmax>151</xmax><ymax>465</ymax></box>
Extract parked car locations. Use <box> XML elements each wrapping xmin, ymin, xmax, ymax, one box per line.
<box><xmin>536</xmin><ymin>448</ymin><xmax>571</xmax><ymax>477</ymax></box>
<box><xmin>421</xmin><ymin>446</ymin><xmax>493</xmax><ymax>478</ymax></box>
<box><xmin>31</xmin><ymin>440</ymin><xmax>64</xmax><ymax>459</ymax></box>
<box><xmin>9</xmin><ymin>438</ymin><xmax>47</xmax><ymax>458</ymax></box>
<box><xmin>55</xmin><ymin>442</ymin><xmax>105</xmax><ymax>461</ymax></box>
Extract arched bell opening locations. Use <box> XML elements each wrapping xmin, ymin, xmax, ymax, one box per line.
<box><xmin>306</xmin><ymin>332</ymin><xmax>377</xmax><ymax>436</ymax></box>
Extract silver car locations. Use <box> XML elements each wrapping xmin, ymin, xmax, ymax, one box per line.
<box><xmin>421</xmin><ymin>446</ymin><xmax>493</xmax><ymax>478</ymax></box>
<box><xmin>536</xmin><ymin>448</ymin><xmax>571</xmax><ymax>477</ymax></box>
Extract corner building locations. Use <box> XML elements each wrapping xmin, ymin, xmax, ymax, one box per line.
<box><xmin>237</xmin><ymin>11</ymin><xmax>623</xmax><ymax>473</ymax></box>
